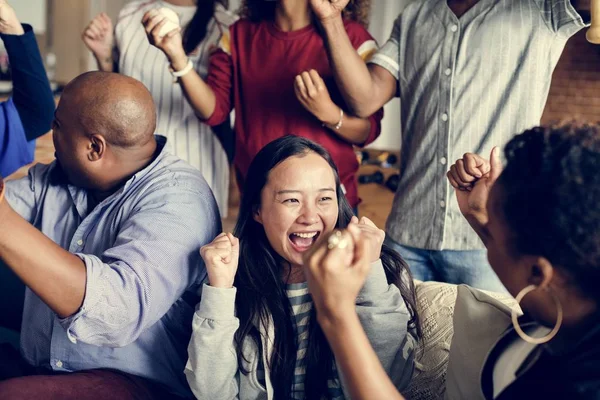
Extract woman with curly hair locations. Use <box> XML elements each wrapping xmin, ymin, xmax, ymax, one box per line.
<box><xmin>304</xmin><ymin>122</ymin><xmax>600</xmax><ymax>399</ymax></box>
<box><xmin>156</xmin><ymin>0</ymin><xmax>382</xmax><ymax>211</ymax></box>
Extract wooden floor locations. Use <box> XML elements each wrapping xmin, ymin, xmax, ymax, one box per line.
<box><xmin>8</xmin><ymin>133</ymin><xmax>396</xmax><ymax>232</ymax></box>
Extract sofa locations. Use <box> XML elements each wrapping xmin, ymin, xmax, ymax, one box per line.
<box><xmin>404</xmin><ymin>281</ymin><xmax>518</xmax><ymax>400</ymax></box>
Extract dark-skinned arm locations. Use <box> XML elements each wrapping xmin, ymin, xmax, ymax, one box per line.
<box><xmin>0</xmin><ymin>199</ymin><xmax>86</xmax><ymax>318</ymax></box>
<box><xmin>319</xmin><ymin>16</ymin><xmax>397</xmax><ymax>118</ymax></box>
<box><xmin>320</xmin><ymin>312</ymin><xmax>405</xmax><ymax>400</ymax></box>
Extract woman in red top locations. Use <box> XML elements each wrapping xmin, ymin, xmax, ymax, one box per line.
<box><xmin>142</xmin><ymin>0</ymin><xmax>381</xmax><ymax>209</ymax></box>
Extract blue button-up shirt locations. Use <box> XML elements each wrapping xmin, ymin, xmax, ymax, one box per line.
<box><xmin>5</xmin><ymin>136</ymin><xmax>221</xmax><ymax>398</ymax></box>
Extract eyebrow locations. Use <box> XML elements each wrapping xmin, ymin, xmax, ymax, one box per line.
<box><xmin>276</xmin><ymin>188</ymin><xmax>335</xmax><ymax>195</ymax></box>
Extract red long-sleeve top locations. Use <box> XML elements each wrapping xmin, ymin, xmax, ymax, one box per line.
<box><xmin>204</xmin><ymin>18</ymin><xmax>382</xmax><ymax>207</ymax></box>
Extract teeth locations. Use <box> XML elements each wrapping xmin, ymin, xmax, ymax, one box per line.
<box><xmin>292</xmin><ymin>232</ymin><xmax>318</xmax><ymax>239</ymax></box>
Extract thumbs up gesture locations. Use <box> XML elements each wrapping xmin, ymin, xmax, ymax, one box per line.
<box><xmin>447</xmin><ymin>147</ymin><xmax>503</xmax><ymax>226</ymax></box>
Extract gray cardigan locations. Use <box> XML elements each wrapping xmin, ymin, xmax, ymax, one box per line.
<box><xmin>184</xmin><ymin>260</ymin><xmax>416</xmax><ymax>399</ymax></box>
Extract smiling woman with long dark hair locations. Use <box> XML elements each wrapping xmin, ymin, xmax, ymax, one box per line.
<box><xmin>185</xmin><ymin>136</ymin><xmax>419</xmax><ymax>400</ymax></box>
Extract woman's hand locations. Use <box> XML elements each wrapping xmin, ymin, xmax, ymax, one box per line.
<box><xmin>309</xmin><ymin>0</ymin><xmax>349</xmax><ymax>23</ymax></box>
<box><xmin>447</xmin><ymin>147</ymin><xmax>502</xmax><ymax>227</ymax></box>
<box><xmin>82</xmin><ymin>13</ymin><xmax>113</xmax><ymax>62</ymax></box>
<box><xmin>349</xmin><ymin>216</ymin><xmax>384</xmax><ymax>263</ymax></box>
<box><xmin>0</xmin><ymin>0</ymin><xmax>24</xmax><ymax>35</ymax></box>
<box><xmin>200</xmin><ymin>232</ymin><xmax>240</xmax><ymax>289</ymax></box>
<box><xmin>294</xmin><ymin>70</ymin><xmax>342</xmax><ymax>127</ymax></box>
<box><xmin>141</xmin><ymin>9</ymin><xmax>187</xmax><ymax>68</ymax></box>
<box><xmin>303</xmin><ymin>224</ymin><xmax>371</xmax><ymax>323</ymax></box>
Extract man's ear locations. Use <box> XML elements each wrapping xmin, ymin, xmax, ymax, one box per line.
<box><xmin>87</xmin><ymin>134</ymin><xmax>106</xmax><ymax>162</ymax></box>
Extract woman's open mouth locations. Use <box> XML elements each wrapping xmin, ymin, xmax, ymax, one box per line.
<box><xmin>288</xmin><ymin>231</ymin><xmax>321</xmax><ymax>252</ymax></box>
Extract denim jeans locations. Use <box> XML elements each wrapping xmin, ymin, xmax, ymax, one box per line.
<box><xmin>384</xmin><ymin>236</ymin><xmax>507</xmax><ymax>293</ymax></box>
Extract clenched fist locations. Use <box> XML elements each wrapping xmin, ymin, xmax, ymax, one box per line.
<box><xmin>200</xmin><ymin>232</ymin><xmax>240</xmax><ymax>288</ymax></box>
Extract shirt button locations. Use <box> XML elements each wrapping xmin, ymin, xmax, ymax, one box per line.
<box><xmin>55</xmin><ymin>360</ymin><xmax>63</xmax><ymax>368</ymax></box>
<box><xmin>68</xmin><ymin>333</ymin><xmax>77</xmax><ymax>344</ymax></box>
<box><xmin>76</xmin><ymin>239</ymin><xmax>83</xmax><ymax>246</ymax></box>
<box><xmin>440</xmin><ymin>157</ymin><xmax>447</xmax><ymax>165</ymax></box>
<box><xmin>451</xmin><ymin>25</ymin><xmax>458</xmax><ymax>32</ymax></box>
<box><xmin>445</xmin><ymin>68</ymin><xmax>452</xmax><ymax>76</ymax></box>
<box><xmin>440</xmin><ymin>200</ymin><xmax>446</xmax><ymax>208</ymax></box>
<box><xmin>442</xmin><ymin>113</ymin><xmax>449</xmax><ymax>122</ymax></box>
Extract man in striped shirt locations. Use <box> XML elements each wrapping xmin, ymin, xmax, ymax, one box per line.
<box><xmin>311</xmin><ymin>0</ymin><xmax>588</xmax><ymax>291</ymax></box>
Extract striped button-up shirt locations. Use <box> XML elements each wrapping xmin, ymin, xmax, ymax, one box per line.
<box><xmin>114</xmin><ymin>1</ymin><xmax>237</xmax><ymax>216</ymax></box>
<box><xmin>5</xmin><ymin>137</ymin><xmax>221</xmax><ymax>398</ymax></box>
<box><xmin>370</xmin><ymin>0</ymin><xmax>586</xmax><ymax>250</ymax></box>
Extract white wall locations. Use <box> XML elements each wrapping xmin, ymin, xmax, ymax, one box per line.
<box><xmin>366</xmin><ymin>0</ymin><xmax>412</xmax><ymax>150</ymax></box>
<box><xmin>12</xmin><ymin>0</ymin><xmax>47</xmax><ymax>33</ymax></box>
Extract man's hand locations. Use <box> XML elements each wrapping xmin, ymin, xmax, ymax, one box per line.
<box><xmin>82</xmin><ymin>13</ymin><xmax>114</xmax><ymax>62</ymax></box>
<box><xmin>309</xmin><ymin>0</ymin><xmax>349</xmax><ymax>23</ymax></box>
<box><xmin>0</xmin><ymin>0</ymin><xmax>23</xmax><ymax>36</ymax></box>
<box><xmin>294</xmin><ymin>70</ymin><xmax>341</xmax><ymax>126</ymax></box>
<box><xmin>447</xmin><ymin>147</ymin><xmax>502</xmax><ymax>226</ymax></box>
<box><xmin>200</xmin><ymin>232</ymin><xmax>240</xmax><ymax>289</ymax></box>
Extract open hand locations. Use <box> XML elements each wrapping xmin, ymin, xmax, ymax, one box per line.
<box><xmin>82</xmin><ymin>13</ymin><xmax>113</xmax><ymax>61</ymax></box>
<box><xmin>200</xmin><ymin>232</ymin><xmax>240</xmax><ymax>288</ymax></box>
<box><xmin>447</xmin><ymin>147</ymin><xmax>502</xmax><ymax>223</ymax></box>
<box><xmin>0</xmin><ymin>0</ymin><xmax>23</xmax><ymax>35</ymax></box>
<box><xmin>294</xmin><ymin>70</ymin><xmax>341</xmax><ymax>127</ymax></box>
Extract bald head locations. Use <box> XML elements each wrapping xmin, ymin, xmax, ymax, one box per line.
<box><xmin>62</xmin><ymin>72</ymin><xmax>157</xmax><ymax>148</ymax></box>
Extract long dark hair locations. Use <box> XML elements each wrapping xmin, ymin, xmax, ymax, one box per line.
<box><xmin>233</xmin><ymin>135</ymin><xmax>420</xmax><ymax>399</ymax></box>
<box><xmin>182</xmin><ymin>0</ymin><xmax>229</xmax><ymax>54</ymax></box>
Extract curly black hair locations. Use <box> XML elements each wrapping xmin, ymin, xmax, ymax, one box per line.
<box><xmin>499</xmin><ymin>122</ymin><xmax>600</xmax><ymax>300</ymax></box>
<box><xmin>239</xmin><ymin>0</ymin><xmax>372</xmax><ymax>27</ymax></box>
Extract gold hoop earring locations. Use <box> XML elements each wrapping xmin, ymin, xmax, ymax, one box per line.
<box><xmin>511</xmin><ymin>284</ymin><xmax>563</xmax><ymax>345</ymax></box>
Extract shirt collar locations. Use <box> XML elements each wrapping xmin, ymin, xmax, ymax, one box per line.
<box><xmin>63</xmin><ymin>135</ymin><xmax>169</xmax><ymax>218</ymax></box>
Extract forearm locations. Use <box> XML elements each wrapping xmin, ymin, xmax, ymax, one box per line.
<box><xmin>94</xmin><ymin>54</ymin><xmax>114</xmax><ymax>72</ymax></box>
<box><xmin>3</xmin><ymin>24</ymin><xmax>55</xmax><ymax>141</ymax></box>
<box><xmin>324</xmin><ymin>112</ymin><xmax>372</xmax><ymax>145</ymax></box>
<box><xmin>172</xmin><ymin>58</ymin><xmax>217</xmax><ymax>120</ymax></box>
<box><xmin>319</xmin><ymin>311</ymin><xmax>405</xmax><ymax>400</ymax></box>
<box><xmin>0</xmin><ymin>203</ymin><xmax>86</xmax><ymax>318</ymax></box>
<box><xmin>464</xmin><ymin>213</ymin><xmax>491</xmax><ymax>245</ymax></box>
<box><xmin>320</xmin><ymin>17</ymin><xmax>378</xmax><ymax>116</ymax></box>
<box><xmin>185</xmin><ymin>285</ymin><xmax>241</xmax><ymax>398</ymax></box>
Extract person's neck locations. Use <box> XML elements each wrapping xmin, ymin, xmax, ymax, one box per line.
<box><xmin>284</xmin><ymin>263</ymin><xmax>306</xmax><ymax>284</ymax></box>
<box><xmin>544</xmin><ymin>305</ymin><xmax>600</xmax><ymax>355</ymax></box>
<box><xmin>164</xmin><ymin>0</ymin><xmax>196</xmax><ymax>7</ymax></box>
<box><xmin>447</xmin><ymin>0</ymin><xmax>480</xmax><ymax>18</ymax></box>
<box><xmin>90</xmin><ymin>141</ymin><xmax>159</xmax><ymax>204</ymax></box>
<box><xmin>274</xmin><ymin>0</ymin><xmax>312</xmax><ymax>32</ymax></box>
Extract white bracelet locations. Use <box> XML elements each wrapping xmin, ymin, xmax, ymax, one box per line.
<box><xmin>324</xmin><ymin>108</ymin><xmax>344</xmax><ymax>130</ymax></box>
<box><xmin>170</xmin><ymin>59</ymin><xmax>193</xmax><ymax>81</ymax></box>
